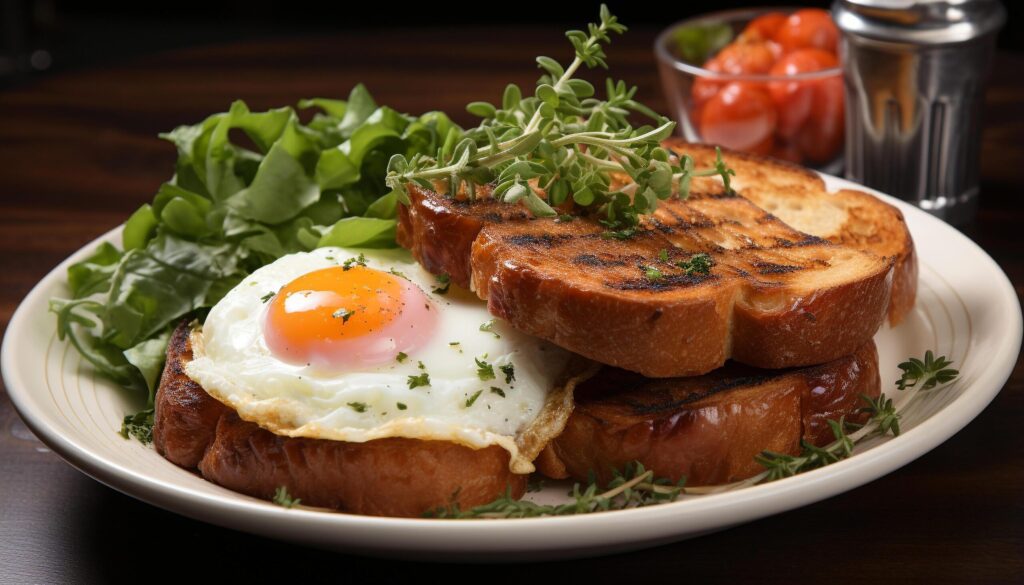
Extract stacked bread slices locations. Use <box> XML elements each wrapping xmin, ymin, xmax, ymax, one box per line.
<box><xmin>397</xmin><ymin>142</ymin><xmax>915</xmax><ymax>488</ymax></box>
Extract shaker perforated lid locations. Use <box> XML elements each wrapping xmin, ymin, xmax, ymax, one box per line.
<box><xmin>832</xmin><ymin>0</ymin><xmax>1006</xmax><ymax>44</ymax></box>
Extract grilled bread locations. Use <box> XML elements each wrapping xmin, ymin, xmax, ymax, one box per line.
<box><xmin>536</xmin><ymin>341</ymin><xmax>880</xmax><ymax>486</ymax></box>
<box><xmin>663</xmin><ymin>140</ymin><xmax>917</xmax><ymax>324</ymax></box>
<box><xmin>398</xmin><ymin>182</ymin><xmax>892</xmax><ymax>377</ymax></box>
<box><xmin>153</xmin><ymin>321</ymin><xmax>526</xmax><ymax>517</ymax></box>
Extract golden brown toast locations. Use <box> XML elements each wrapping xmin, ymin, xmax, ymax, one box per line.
<box><xmin>154</xmin><ymin>322</ymin><xmax>526</xmax><ymax>517</ymax></box>
<box><xmin>663</xmin><ymin>140</ymin><xmax>917</xmax><ymax>324</ymax></box>
<box><xmin>536</xmin><ymin>341</ymin><xmax>880</xmax><ymax>487</ymax></box>
<box><xmin>398</xmin><ymin>183</ymin><xmax>893</xmax><ymax>377</ymax></box>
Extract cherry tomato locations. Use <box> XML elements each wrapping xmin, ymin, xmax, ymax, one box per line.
<box><xmin>768</xmin><ymin>48</ymin><xmax>839</xmax><ymax>138</ymax></box>
<box><xmin>774</xmin><ymin>9</ymin><xmax>839</xmax><ymax>54</ymax></box>
<box><xmin>700</xmin><ymin>82</ymin><xmax>778</xmax><ymax>152</ymax></box>
<box><xmin>796</xmin><ymin>74</ymin><xmax>845</xmax><ymax>164</ymax></box>
<box><xmin>714</xmin><ymin>40</ymin><xmax>778</xmax><ymax>75</ymax></box>
<box><xmin>741</xmin><ymin>12</ymin><xmax>788</xmax><ymax>42</ymax></box>
<box><xmin>771</xmin><ymin>141</ymin><xmax>803</xmax><ymax>163</ymax></box>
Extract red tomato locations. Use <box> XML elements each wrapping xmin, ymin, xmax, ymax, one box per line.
<box><xmin>690</xmin><ymin>56</ymin><xmax>725</xmax><ymax>128</ymax></box>
<box><xmin>742</xmin><ymin>12</ymin><xmax>788</xmax><ymax>41</ymax></box>
<box><xmin>700</xmin><ymin>82</ymin><xmax>778</xmax><ymax>152</ymax></box>
<box><xmin>771</xmin><ymin>141</ymin><xmax>803</xmax><ymax>163</ymax></box>
<box><xmin>714</xmin><ymin>40</ymin><xmax>778</xmax><ymax>75</ymax></box>
<box><xmin>797</xmin><ymin>75</ymin><xmax>845</xmax><ymax>164</ymax></box>
<box><xmin>768</xmin><ymin>48</ymin><xmax>839</xmax><ymax>138</ymax></box>
<box><xmin>774</xmin><ymin>9</ymin><xmax>839</xmax><ymax>54</ymax></box>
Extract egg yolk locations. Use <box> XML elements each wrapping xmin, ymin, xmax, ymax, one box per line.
<box><xmin>262</xmin><ymin>265</ymin><xmax>435</xmax><ymax>369</ymax></box>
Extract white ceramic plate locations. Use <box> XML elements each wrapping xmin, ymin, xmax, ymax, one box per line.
<box><xmin>3</xmin><ymin>175</ymin><xmax>1021</xmax><ymax>562</ymax></box>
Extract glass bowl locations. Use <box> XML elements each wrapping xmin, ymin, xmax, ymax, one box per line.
<box><xmin>655</xmin><ymin>7</ymin><xmax>845</xmax><ymax>173</ymax></box>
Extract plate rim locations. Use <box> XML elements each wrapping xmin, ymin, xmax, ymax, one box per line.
<box><xmin>3</xmin><ymin>176</ymin><xmax>1021</xmax><ymax>557</ymax></box>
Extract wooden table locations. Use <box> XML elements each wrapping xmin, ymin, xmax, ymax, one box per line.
<box><xmin>1</xmin><ymin>27</ymin><xmax>1021</xmax><ymax>582</ymax></box>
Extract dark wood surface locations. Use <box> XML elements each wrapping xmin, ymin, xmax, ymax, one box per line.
<box><xmin>1</xmin><ymin>27</ymin><xmax>1022</xmax><ymax>583</ymax></box>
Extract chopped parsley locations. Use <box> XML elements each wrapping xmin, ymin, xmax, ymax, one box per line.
<box><xmin>332</xmin><ymin>308</ymin><xmax>354</xmax><ymax>323</ymax></box>
<box><xmin>272</xmin><ymin>486</ymin><xmax>301</xmax><ymax>508</ymax></box>
<box><xmin>119</xmin><ymin>408</ymin><xmax>154</xmax><ymax>444</ymax></box>
<box><xmin>396</xmin><ymin>351</ymin><xmax>408</xmax><ymax>363</ymax></box>
<box><xmin>432</xmin><ymin>273</ymin><xmax>451</xmax><ymax>295</ymax></box>
<box><xmin>260</xmin><ymin>291</ymin><xmax>276</xmax><ymax>303</ymax></box>
<box><xmin>347</xmin><ymin>401</ymin><xmax>368</xmax><ymax>413</ymax></box>
<box><xmin>465</xmin><ymin>389</ymin><xmax>484</xmax><ymax>408</ymax></box>
<box><xmin>490</xmin><ymin>386</ymin><xmax>506</xmax><ymax>398</ymax></box>
<box><xmin>479</xmin><ymin>319</ymin><xmax>501</xmax><ymax>338</ymax></box>
<box><xmin>342</xmin><ymin>253</ymin><xmax>367</xmax><ymax>270</ymax></box>
<box><xmin>475</xmin><ymin>357</ymin><xmax>496</xmax><ymax>381</ymax></box>
<box><xmin>397</xmin><ymin>402</ymin><xmax>408</xmax><ymax>410</ymax></box>
<box><xmin>388</xmin><ymin>267</ymin><xmax>409</xmax><ymax>280</ymax></box>
<box><xmin>499</xmin><ymin>363</ymin><xmax>516</xmax><ymax>384</ymax></box>
<box><xmin>658</xmin><ymin>248</ymin><xmax>669</xmax><ymax>262</ymax></box>
<box><xmin>642</xmin><ymin>265</ymin><xmax>663</xmax><ymax>281</ymax></box>
<box><xmin>407</xmin><ymin>372</ymin><xmax>431</xmax><ymax>389</ymax></box>
<box><xmin>677</xmin><ymin>253</ymin><xmax>713</xmax><ymax>275</ymax></box>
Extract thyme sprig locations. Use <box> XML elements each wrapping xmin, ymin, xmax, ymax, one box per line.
<box><xmin>425</xmin><ymin>461</ymin><xmax>685</xmax><ymax>519</ymax></box>
<box><xmin>385</xmin><ymin>5</ymin><xmax>733</xmax><ymax>235</ymax></box>
<box><xmin>752</xmin><ymin>351</ymin><xmax>959</xmax><ymax>484</ymax></box>
<box><xmin>896</xmin><ymin>350</ymin><xmax>959</xmax><ymax>391</ymax></box>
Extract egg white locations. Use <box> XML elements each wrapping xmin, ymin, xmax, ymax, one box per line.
<box><xmin>184</xmin><ymin>246</ymin><xmax>575</xmax><ymax>473</ymax></box>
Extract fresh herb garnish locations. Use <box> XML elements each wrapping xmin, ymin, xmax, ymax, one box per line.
<box><xmin>753</xmin><ymin>351</ymin><xmax>959</xmax><ymax>483</ymax></box>
<box><xmin>432</xmin><ymin>273</ymin><xmax>452</xmax><ymax>295</ymax></box>
<box><xmin>260</xmin><ymin>291</ymin><xmax>276</xmax><ymax>303</ymax></box>
<box><xmin>499</xmin><ymin>363</ymin><xmax>516</xmax><ymax>384</ymax></box>
<box><xmin>272</xmin><ymin>486</ymin><xmax>301</xmax><ymax>509</ymax></box>
<box><xmin>388</xmin><ymin>267</ymin><xmax>409</xmax><ymax>280</ymax></box>
<box><xmin>385</xmin><ymin>5</ymin><xmax>733</xmax><ymax>237</ymax></box>
<box><xmin>395</xmin><ymin>351</ymin><xmax>408</xmax><ymax>363</ymax></box>
<box><xmin>397</xmin><ymin>402</ymin><xmax>408</xmax><ymax>410</ymax></box>
<box><xmin>642</xmin><ymin>265</ymin><xmax>663</xmax><ymax>281</ymax></box>
<box><xmin>479</xmin><ymin>319</ymin><xmax>501</xmax><ymax>338</ymax></box>
<box><xmin>332</xmin><ymin>308</ymin><xmax>354</xmax><ymax>323</ymax></box>
<box><xmin>426</xmin><ymin>461</ymin><xmax>685</xmax><ymax>519</ymax></box>
<box><xmin>465</xmin><ymin>390</ymin><xmax>484</xmax><ymax>408</ymax></box>
<box><xmin>677</xmin><ymin>253</ymin><xmax>713</xmax><ymax>275</ymax></box>
<box><xmin>475</xmin><ymin>357</ymin><xmax>496</xmax><ymax>381</ymax></box>
<box><xmin>490</xmin><ymin>386</ymin><xmax>506</xmax><ymax>398</ymax></box>
<box><xmin>347</xmin><ymin>401</ymin><xmax>369</xmax><ymax>413</ymax></box>
<box><xmin>407</xmin><ymin>372</ymin><xmax>431</xmax><ymax>389</ymax></box>
<box><xmin>119</xmin><ymin>408</ymin><xmax>154</xmax><ymax>444</ymax></box>
<box><xmin>658</xmin><ymin>248</ymin><xmax>669</xmax><ymax>262</ymax></box>
<box><xmin>342</xmin><ymin>253</ymin><xmax>367</xmax><ymax>271</ymax></box>
<box><xmin>896</xmin><ymin>350</ymin><xmax>959</xmax><ymax>391</ymax></box>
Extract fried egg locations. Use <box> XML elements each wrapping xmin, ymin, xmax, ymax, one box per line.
<box><xmin>184</xmin><ymin>247</ymin><xmax>579</xmax><ymax>473</ymax></box>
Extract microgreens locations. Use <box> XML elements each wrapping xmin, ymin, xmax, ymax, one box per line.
<box><xmin>384</xmin><ymin>5</ymin><xmax>733</xmax><ymax>236</ymax></box>
<box><xmin>896</xmin><ymin>350</ymin><xmax>959</xmax><ymax>391</ymax></box>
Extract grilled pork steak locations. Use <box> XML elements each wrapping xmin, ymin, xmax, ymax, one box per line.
<box><xmin>537</xmin><ymin>341</ymin><xmax>880</xmax><ymax>486</ymax></box>
<box><xmin>153</xmin><ymin>321</ymin><xmax>526</xmax><ymax>517</ymax></box>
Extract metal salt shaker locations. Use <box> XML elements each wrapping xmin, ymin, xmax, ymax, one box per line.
<box><xmin>832</xmin><ymin>0</ymin><xmax>1005</xmax><ymax>224</ymax></box>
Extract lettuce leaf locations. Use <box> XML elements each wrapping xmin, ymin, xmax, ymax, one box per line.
<box><xmin>52</xmin><ymin>86</ymin><xmax>456</xmax><ymax>409</ymax></box>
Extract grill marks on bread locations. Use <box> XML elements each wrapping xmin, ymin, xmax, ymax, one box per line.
<box><xmin>398</xmin><ymin>179</ymin><xmax>893</xmax><ymax>377</ymax></box>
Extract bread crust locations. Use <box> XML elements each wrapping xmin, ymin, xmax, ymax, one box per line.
<box><xmin>662</xmin><ymin>140</ymin><xmax>917</xmax><ymax>324</ymax></box>
<box><xmin>537</xmin><ymin>341</ymin><xmax>880</xmax><ymax>486</ymax></box>
<box><xmin>153</xmin><ymin>321</ymin><xmax>526</xmax><ymax>517</ymax></box>
<box><xmin>399</xmin><ymin>182</ymin><xmax>892</xmax><ymax>377</ymax></box>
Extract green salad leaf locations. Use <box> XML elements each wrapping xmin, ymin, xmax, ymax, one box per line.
<box><xmin>53</xmin><ymin>85</ymin><xmax>454</xmax><ymax>416</ymax></box>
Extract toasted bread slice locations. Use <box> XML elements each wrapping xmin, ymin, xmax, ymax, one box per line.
<box><xmin>398</xmin><ymin>183</ymin><xmax>892</xmax><ymax>377</ymax></box>
<box><xmin>663</xmin><ymin>140</ymin><xmax>917</xmax><ymax>324</ymax></box>
<box><xmin>536</xmin><ymin>341</ymin><xmax>880</xmax><ymax>487</ymax></box>
<box><xmin>153</xmin><ymin>322</ymin><xmax>526</xmax><ymax>517</ymax></box>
